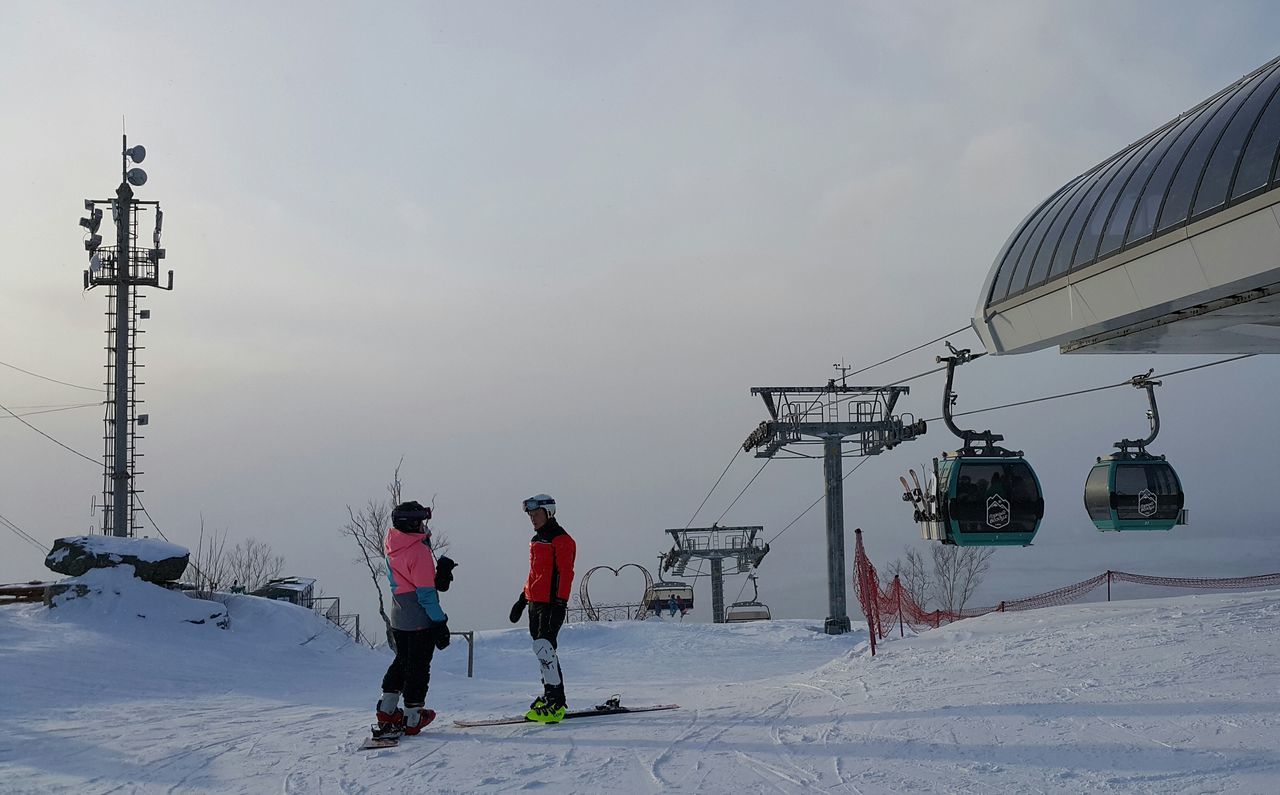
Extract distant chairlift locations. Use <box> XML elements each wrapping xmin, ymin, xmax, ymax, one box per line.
<box><xmin>724</xmin><ymin>573</ymin><xmax>772</xmax><ymax>623</ymax></box>
<box><xmin>646</xmin><ymin>581</ymin><xmax>694</xmax><ymax>616</ymax></box>
<box><xmin>902</xmin><ymin>343</ymin><xmax>1044</xmax><ymax>546</ymax></box>
<box><xmin>1084</xmin><ymin>371</ymin><xmax>1186</xmax><ymax>532</ymax></box>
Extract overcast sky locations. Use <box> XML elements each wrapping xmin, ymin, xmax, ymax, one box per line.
<box><xmin>2</xmin><ymin>2</ymin><xmax>1278</xmax><ymax>634</ymax></box>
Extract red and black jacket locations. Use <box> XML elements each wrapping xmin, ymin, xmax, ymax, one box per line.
<box><xmin>524</xmin><ymin>518</ymin><xmax>576</xmax><ymax>604</ymax></box>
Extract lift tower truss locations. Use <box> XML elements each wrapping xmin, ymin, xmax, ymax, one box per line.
<box><xmin>80</xmin><ymin>136</ymin><xmax>173</xmax><ymax>537</ymax></box>
<box><xmin>742</xmin><ymin>377</ymin><xmax>926</xmax><ymax>634</ymax></box>
<box><xmin>661</xmin><ymin>526</ymin><xmax>768</xmax><ymax>624</ymax></box>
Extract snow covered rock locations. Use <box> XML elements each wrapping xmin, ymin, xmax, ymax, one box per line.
<box><xmin>44</xmin><ymin>535</ymin><xmax>190</xmax><ymax>583</ymax></box>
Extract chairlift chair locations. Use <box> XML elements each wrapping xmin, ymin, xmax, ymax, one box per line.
<box><xmin>645</xmin><ymin>581</ymin><xmax>694</xmax><ymax>614</ymax></box>
<box><xmin>724</xmin><ymin>573</ymin><xmax>772</xmax><ymax>623</ymax></box>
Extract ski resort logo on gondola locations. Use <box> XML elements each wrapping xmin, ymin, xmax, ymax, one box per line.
<box><xmin>986</xmin><ymin>494</ymin><xmax>1011</xmax><ymax>529</ymax></box>
<box><xmin>1138</xmin><ymin>488</ymin><xmax>1158</xmax><ymax>518</ymax></box>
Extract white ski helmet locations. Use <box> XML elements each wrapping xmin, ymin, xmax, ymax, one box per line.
<box><xmin>522</xmin><ymin>493</ymin><xmax>556</xmax><ymax>518</ymax></box>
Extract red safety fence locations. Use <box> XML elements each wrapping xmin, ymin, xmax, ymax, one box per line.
<box><xmin>851</xmin><ymin>529</ymin><xmax>1280</xmax><ymax>656</ymax></box>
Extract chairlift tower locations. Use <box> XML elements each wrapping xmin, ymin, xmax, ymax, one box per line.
<box><xmin>79</xmin><ymin>135</ymin><xmax>173</xmax><ymax>537</ymax></box>
<box><xmin>742</xmin><ymin>366</ymin><xmax>927</xmax><ymax>634</ymax></box>
<box><xmin>661</xmin><ymin>526</ymin><xmax>768</xmax><ymax>623</ymax></box>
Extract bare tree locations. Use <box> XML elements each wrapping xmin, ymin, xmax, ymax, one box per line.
<box><xmin>390</xmin><ymin>462</ymin><xmax>449</xmax><ymax>556</ymax></box>
<box><xmin>225</xmin><ymin>538</ymin><xmax>286</xmax><ymax>593</ymax></box>
<box><xmin>190</xmin><ymin>516</ymin><xmax>231</xmax><ymax>597</ymax></box>
<box><xmin>931</xmin><ymin>544</ymin><xmax>995</xmax><ymax>614</ymax></box>
<box><xmin>188</xmin><ymin>518</ymin><xmax>286</xmax><ymax>596</ymax></box>
<box><xmin>343</xmin><ymin>497</ymin><xmax>395</xmax><ymax>647</ymax></box>
<box><xmin>883</xmin><ymin>545</ymin><xmax>931</xmax><ymax>609</ymax></box>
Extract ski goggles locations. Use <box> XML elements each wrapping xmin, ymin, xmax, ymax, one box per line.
<box><xmin>522</xmin><ymin>497</ymin><xmax>554</xmax><ymax>513</ymax></box>
<box><xmin>396</xmin><ymin>506</ymin><xmax>432</xmax><ymax>522</ymax></box>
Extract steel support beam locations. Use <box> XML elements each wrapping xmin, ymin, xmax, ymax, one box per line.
<box><xmin>110</xmin><ymin>180</ymin><xmax>133</xmax><ymax>537</ymax></box>
<box><xmin>823</xmin><ymin>436</ymin><xmax>850</xmax><ymax>634</ymax></box>
<box><xmin>710</xmin><ymin>557</ymin><xmax>725</xmax><ymax>623</ymax></box>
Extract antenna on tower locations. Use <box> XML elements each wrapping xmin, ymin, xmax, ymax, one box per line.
<box><xmin>79</xmin><ymin>135</ymin><xmax>174</xmax><ymax>537</ymax></box>
<box><xmin>833</xmin><ymin>358</ymin><xmax>852</xmax><ymax>387</ymax></box>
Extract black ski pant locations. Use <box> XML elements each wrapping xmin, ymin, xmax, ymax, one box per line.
<box><xmin>528</xmin><ymin>601</ymin><xmax>566</xmax><ymax>697</ymax></box>
<box><xmin>381</xmin><ymin>628</ymin><xmax>436</xmax><ymax>706</ymax></box>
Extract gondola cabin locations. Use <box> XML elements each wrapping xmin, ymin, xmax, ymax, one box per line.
<box><xmin>931</xmin><ymin>454</ymin><xmax>1044</xmax><ymax>546</ymax></box>
<box><xmin>1084</xmin><ymin>455</ymin><xmax>1184</xmax><ymax>531</ymax></box>
<box><xmin>724</xmin><ymin>602</ymin><xmax>771</xmax><ymax>623</ymax></box>
<box><xmin>645</xmin><ymin>582</ymin><xmax>694</xmax><ymax>615</ymax></box>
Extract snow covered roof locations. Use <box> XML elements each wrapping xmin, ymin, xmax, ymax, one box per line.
<box><xmin>259</xmin><ymin>577</ymin><xmax>315</xmax><ymax>593</ymax></box>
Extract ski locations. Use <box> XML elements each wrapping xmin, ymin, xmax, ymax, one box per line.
<box><xmin>899</xmin><ymin>475</ymin><xmax>920</xmax><ymax>508</ymax></box>
<box><xmin>454</xmin><ymin>700</ymin><xmax>680</xmax><ymax>728</ymax></box>
<box><xmin>908</xmin><ymin>468</ymin><xmax>924</xmax><ymax>503</ymax></box>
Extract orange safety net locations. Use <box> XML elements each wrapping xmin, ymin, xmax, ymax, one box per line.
<box><xmin>851</xmin><ymin>530</ymin><xmax>1280</xmax><ymax>656</ymax></box>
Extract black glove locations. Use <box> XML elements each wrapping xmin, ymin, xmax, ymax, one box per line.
<box><xmin>433</xmin><ymin>622</ymin><xmax>451</xmax><ymax>650</ymax></box>
<box><xmin>509</xmin><ymin>593</ymin><xmax>527</xmax><ymax>624</ymax></box>
<box><xmin>435</xmin><ymin>556</ymin><xmax>457</xmax><ymax>592</ymax></box>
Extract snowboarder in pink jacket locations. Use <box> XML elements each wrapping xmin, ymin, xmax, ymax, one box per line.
<box><xmin>374</xmin><ymin>500</ymin><xmax>456</xmax><ymax>738</ymax></box>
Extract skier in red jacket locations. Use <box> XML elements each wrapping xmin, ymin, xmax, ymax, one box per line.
<box><xmin>508</xmin><ymin>493</ymin><xmax>576</xmax><ymax>723</ymax></box>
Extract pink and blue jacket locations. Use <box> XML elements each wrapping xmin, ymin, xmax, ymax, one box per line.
<box><xmin>385</xmin><ymin>528</ymin><xmax>448</xmax><ymax>631</ymax></box>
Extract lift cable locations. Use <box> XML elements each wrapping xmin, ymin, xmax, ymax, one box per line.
<box><xmin>714</xmin><ymin>458</ymin><xmax>771</xmax><ymax>526</ymax></box>
<box><xmin>0</xmin><ymin>399</ymin><xmax>99</xmax><ymax>466</ymax></box>
<box><xmin>840</xmin><ymin>325</ymin><xmax>972</xmax><ymax>381</ymax></box>
<box><xmin>133</xmin><ymin>494</ymin><xmax>174</xmax><ymax>544</ymax></box>
<box><xmin>765</xmin><ymin>456</ymin><xmax>872</xmax><ymax>545</ymax></box>
<box><xmin>926</xmin><ymin>353</ymin><xmax>1257</xmax><ymax>423</ymax></box>
<box><xmin>684</xmin><ymin>446</ymin><xmax>741</xmax><ymax>529</ymax></box>
<box><xmin>0</xmin><ymin>403</ymin><xmax>100</xmax><ymax>420</ymax></box>
<box><xmin>0</xmin><ymin>358</ymin><xmax>101</xmax><ymax>393</ymax></box>
<box><xmin>0</xmin><ymin>510</ymin><xmax>47</xmax><ymax>554</ymax></box>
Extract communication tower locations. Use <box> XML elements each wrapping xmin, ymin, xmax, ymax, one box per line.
<box><xmin>79</xmin><ymin>136</ymin><xmax>173</xmax><ymax>537</ymax></box>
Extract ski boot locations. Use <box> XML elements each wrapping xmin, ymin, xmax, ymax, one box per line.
<box><xmin>526</xmin><ymin>685</ymin><xmax>567</xmax><ymax>724</ymax></box>
<box><xmin>372</xmin><ymin>692</ymin><xmax>405</xmax><ymax>738</ymax></box>
<box><xmin>403</xmin><ymin>704</ymin><xmax>437</xmax><ymax>736</ymax></box>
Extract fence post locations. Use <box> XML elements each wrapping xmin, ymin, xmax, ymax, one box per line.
<box><xmin>894</xmin><ymin>575</ymin><xmax>904</xmax><ymax>637</ymax></box>
<box><xmin>1107</xmin><ymin>571</ymin><xmax>1112</xmax><ymax>602</ymax></box>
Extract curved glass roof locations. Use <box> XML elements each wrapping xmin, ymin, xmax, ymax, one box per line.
<box><xmin>987</xmin><ymin>55</ymin><xmax>1280</xmax><ymax>307</ymax></box>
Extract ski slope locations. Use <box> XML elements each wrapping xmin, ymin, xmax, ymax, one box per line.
<box><xmin>2</xmin><ymin>569</ymin><xmax>1279</xmax><ymax>794</ymax></box>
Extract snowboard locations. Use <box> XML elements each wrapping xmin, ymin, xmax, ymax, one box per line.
<box><xmin>358</xmin><ymin>736</ymin><xmax>400</xmax><ymax>751</ymax></box>
<box><xmin>454</xmin><ymin>699</ymin><xmax>680</xmax><ymax>728</ymax></box>
<box><xmin>356</xmin><ymin>709</ymin><xmax>437</xmax><ymax>751</ymax></box>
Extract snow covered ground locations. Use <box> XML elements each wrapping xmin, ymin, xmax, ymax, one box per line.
<box><xmin>2</xmin><ymin>570</ymin><xmax>1279</xmax><ymax>794</ymax></box>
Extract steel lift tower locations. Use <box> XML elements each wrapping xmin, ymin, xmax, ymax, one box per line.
<box><xmin>661</xmin><ymin>526</ymin><xmax>769</xmax><ymax>623</ymax></box>
<box><xmin>80</xmin><ymin>136</ymin><xmax>172</xmax><ymax>537</ymax></box>
<box><xmin>742</xmin><ymin>368</ymin><xmax>926</xmax><ymax>634</ymax></box>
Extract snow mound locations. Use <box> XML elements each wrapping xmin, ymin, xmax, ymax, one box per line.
<box><xmin>213</xmin><ymin>592</ymin><xmax>362</xmax><ymax>652</ymax></box>
<box><xmin>48</xmin><ymin>566</ymin><xmax>228</xmax><ymax>630</ymax></box>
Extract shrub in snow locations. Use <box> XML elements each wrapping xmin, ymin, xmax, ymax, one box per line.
<box><xmin>45</xmin><ymin>535</ymin><xmax>190</xmax><ymax>583</ymax></box>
